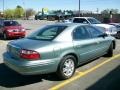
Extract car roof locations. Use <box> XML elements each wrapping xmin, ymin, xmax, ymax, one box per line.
<box><xmin>4</xmin><ymin>20</ymin><xmax>17</xmax><ymax>22</ymax></box>
<box><xmin>95</xmin><ymin>24</ymin><xmax>116</xmax><ymax>28</ymax></box>
<box><xmin>73</xmin><ymin>17</ymin><xmax>94</xmax><ymax>19</ymax></box>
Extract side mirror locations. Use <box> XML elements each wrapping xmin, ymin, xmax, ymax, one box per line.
<box><xmin>98</xmin><ymin>33</ymin><xmax>108</xmax><ymax>38</ymax></box>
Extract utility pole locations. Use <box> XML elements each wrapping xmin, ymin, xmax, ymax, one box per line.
<box><xmin>3</xmin><ymin>0</ymin><xmax>4</xmax><ymax>18</ymax></box>
<box><xmin>79</xmin><ymin>0</ymin><xmax>80</xmax><ymax>17</ymax></box>
<box><xmin>23</xmin><ymin>0</ymin><xmax>26</xmax><ymax>19</ymax></box>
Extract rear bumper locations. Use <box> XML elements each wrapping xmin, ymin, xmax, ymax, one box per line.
<box><xmin>3</xmin><ymin>52</ymin><xmax>60</xmax><ymax>75</ymax></box>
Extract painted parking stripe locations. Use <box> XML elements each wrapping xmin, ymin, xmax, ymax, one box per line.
<box><xmin>49</xmin><ymin>54</ymin><xmax>120</xmax><ymax>90</ymax></box>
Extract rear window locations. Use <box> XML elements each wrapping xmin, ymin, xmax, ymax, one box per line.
<box><xmin>4</xmin><ymin>21</ymin><xmax>19</xmax><ymax>26</ymax></box>
<box><xmin>27</xmin><ymin>25</ymin><xmax>67</xmax><ymax>41</ymax></box>
<box><xmin>73</xmin><ymin>18</ymin><xmax>88</xmax><ymax>24</ymax></box>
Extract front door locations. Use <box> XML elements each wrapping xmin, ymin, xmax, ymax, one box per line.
<box><xmin>73</xmin><ymin>26</ymin><xmax>100</xmax><ymax>63</ymax></box>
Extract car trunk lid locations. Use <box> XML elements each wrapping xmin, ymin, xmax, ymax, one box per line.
<box><xmin>7</xmin><ymin>38</ymin><xmax>53</xmax><ymax>59</ymax></box>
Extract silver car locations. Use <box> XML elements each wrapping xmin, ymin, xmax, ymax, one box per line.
<box><xmin>4</xmin><ymin>23</ymin><xmax>116</xmax><ymax>79</ymax></box>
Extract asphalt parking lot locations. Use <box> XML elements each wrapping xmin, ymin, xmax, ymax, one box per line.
<box><xmin>0</xmin><ymin>20</ymin><xmax>120</xmax><ymax>90</ymax></box>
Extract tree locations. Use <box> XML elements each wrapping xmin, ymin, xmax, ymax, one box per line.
<box><xmin>110</xmin><ymin>9</ymin><xmax>119</xmax><ymax>14</ymax></box>
<box><xmin>4</xmin><ymin>9</ymin><xmax>14</xmax><ymax>19</ymax></box>
<box><xmin>101</xmin><ymin>9</ymin><xmax>119</xmax><ymax>14</ymax></box>
<box><xmin>14</xmin><ymin>5</ymin><xmax>24</xmax><ymax>18</ymax></box>
<box><xmin>101</xmin><ymin>9</ymin><xmax>110</xmax><ymax>14</ymax></box>
<box><xmin>26</xmin><ymin>8</ymin><xmax>36</xmax><ymax>18</ymax></box>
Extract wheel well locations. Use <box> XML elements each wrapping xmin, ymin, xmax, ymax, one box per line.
<box><xmin>64</xmin><ymin>53</ymin><xmax>78</xmax><ymax>66</ymax></box>
<box><xmin>112</xmin><ymin>41</ymin><xmax>116</xmax><ymax>49</ymax></box>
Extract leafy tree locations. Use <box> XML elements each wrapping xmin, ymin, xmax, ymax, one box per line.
<box><xmin>4</xmin><ymin>9</ymin><xmax>14</xmax><ymax>19</ymax></box>
<box><xmin>14</xmin><ymin>5</ymin><xmax>24</xmax><ymax>18</ymax></box>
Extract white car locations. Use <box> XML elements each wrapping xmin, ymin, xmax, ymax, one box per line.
<box><xmin>68</xmin><ymin>17</ymin><xmax>117</xmax><ymax>37</ymax></box>
<box><xmin>94</xmin><ymin>24</ymin><xmax>117</xmax><ymax>36</ymax></box>
<box><xmin>109</xmin><ymin>23</ymin><xmax>120</xmax><ymax>38</ymax></box>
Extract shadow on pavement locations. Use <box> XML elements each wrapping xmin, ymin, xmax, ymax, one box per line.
<box><xmin>0</xmin><ymin>63</ymin><xmax>60</xmax><ymax>88</ymax></box>
<box><xmin>87</xmin><ymin>65</ymin><xmax>120</xmax><ymax>90</ymax></box>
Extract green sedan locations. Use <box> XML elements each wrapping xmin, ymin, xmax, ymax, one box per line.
<box><xmin>3</xmin><ymin>23</ymin><xmax>116</xmax><ymax>80</ymax></box>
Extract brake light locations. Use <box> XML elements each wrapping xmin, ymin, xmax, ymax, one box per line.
<box><xmin>20</xmin><ymin>49</ymin><xmax>40</xmax><ymax>60</ymax></box>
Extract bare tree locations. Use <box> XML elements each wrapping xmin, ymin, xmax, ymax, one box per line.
<box><xmin>101</xmin><ymin>9</ymin><xmax>119</xmax><ymax>14</ymax></box>
<box><xmin>26</xmin><ymin>8</ymin><xmax>36</xmax><ymax>19</ymax></box>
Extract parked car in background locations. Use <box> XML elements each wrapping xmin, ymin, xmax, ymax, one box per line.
<box><xmin>65</xmin><ymin>17</ymin><xmax>117</xmax><ymax>37</ymax></box>
<box><xmin>109</xmin><ymin>23</ymin><xmax>120</xmax><ymax>39</ymax></box>
<box><xmin>4</xmin><ymin>23</ymin><xmax>116</xmax><ymax>79</ymax></box>
<box><xmin>94</xmin><ymin>24</ymin><xmax>117</xmax><ymax>37</ymax></box>
<box><xmin>0</xmin><ymin>20</ymin><xmax>25</xmax><ymax>39</ymax></box>
<box><xmin>72</xmin><ymin>17</ymin><xmax>101</xmax><ymax>24</ymax></box>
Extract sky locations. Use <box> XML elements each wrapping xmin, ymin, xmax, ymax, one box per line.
<box><xmin>0</xmin><ymin>0</ymin><xmax>120</xmax><ymax>12</ymax></box>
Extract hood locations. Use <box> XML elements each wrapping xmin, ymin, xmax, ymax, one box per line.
<box><xmin>5</xmin><ymin>26</ymin><xmax>23</xmax><ymax>30</ymax></box>
<box><xmin>93</xmin><ymin>24</ymin><xmax>114</xmax><ymax>28</ymax></box>
<box><xmin>9</xmin><ymin>38</ymin><xmax>54</xmax><ymax>50</ymax></box>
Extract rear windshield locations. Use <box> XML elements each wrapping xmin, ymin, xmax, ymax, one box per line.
<box><xmin>4</xmin><ymin>21</ymin><xmax>19</xmax><ymax>26</ymax></box>
<box><xmin>27</xmin><ymin>25</ymin><xmax>67</xmax><ymax>41</ymax></box>
<box><xmin>73</xmin><ymin>18</ymin><xmax>88</xmax><ymax>23</ymax></box>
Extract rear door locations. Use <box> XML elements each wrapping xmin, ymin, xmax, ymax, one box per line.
<box><xmin>72</xmin><ymin>26</ymin><xmax>100</xmax><ymax>63</ymax></box>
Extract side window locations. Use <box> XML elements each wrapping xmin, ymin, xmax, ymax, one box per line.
<box><xmin>85</xmin><ymin>26</ymin><xmax>104</xmax><ymax>38</ymax></box>
<box><xmin>73</xmin><ymin>26</ymin><xmax>91</xmax><ymax>40</ymax></box>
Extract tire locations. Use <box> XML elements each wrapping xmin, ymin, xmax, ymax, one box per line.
<box><xmin>105</xmin><ymin>43</ymin><xmax>113</xmax><ymax>57</ymax></box>
<box><xmin>3</xmin><ymin>33</ymin><xmax>8</xmax><ymax>40</ymax></box>
<box><xmin>57</xmin><ymin>55</ymin><xmax>76</xmax><ymax>80</ymax></box>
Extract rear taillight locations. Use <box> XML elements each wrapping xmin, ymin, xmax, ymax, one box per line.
<box><xmin>20</xmin><ymin>49</ymin><xmax>40</xmax><ymax>60</ymax></box>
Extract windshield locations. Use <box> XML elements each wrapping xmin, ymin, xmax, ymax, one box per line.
<box><xmin>27</xmin><ymin>25</ymin><xmax>67</xmax><ymax>41</ymax></box>
<box><xmin>88</xmin><ymin>18</ymin><xmax>101</xmax><ymax>24</ymax></box>
<box><xmin>4</xmin><ymin>21</ymin><xmax>19</xmax><ymax>26</ymax></box>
